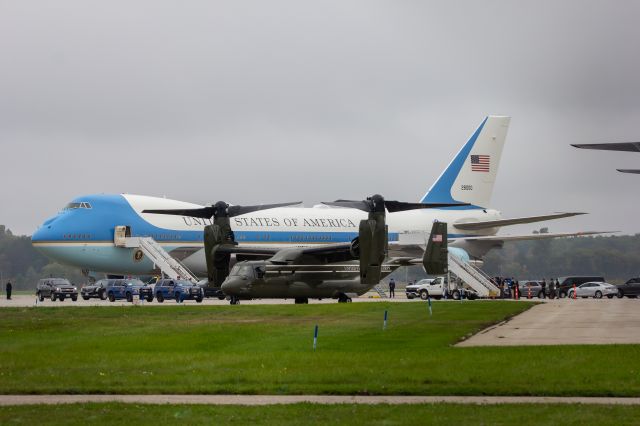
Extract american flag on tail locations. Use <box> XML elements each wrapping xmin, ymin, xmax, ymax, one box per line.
<box><xmin>471</xmin><ymin>154</ymin><xmax>490</xmax><ymax>172</ymax></box>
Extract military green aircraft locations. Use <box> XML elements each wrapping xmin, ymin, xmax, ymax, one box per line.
<box><xmin>145</xmin><ymin>194</ymin><xmax>455</xmax><ymax>304</ymax></box>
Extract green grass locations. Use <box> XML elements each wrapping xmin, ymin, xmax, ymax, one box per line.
<box><xmin>2</xmin><ymin>403</ymin><xmax>640</xmax><ymax>425</ymax></box>
<box><xmin>1</xmin><ymin>302</ymin><xmax>639</xmax><ymax>396</ymax></box>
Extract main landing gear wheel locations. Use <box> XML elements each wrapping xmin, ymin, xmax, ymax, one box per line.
<box><xmin>229</xmin><ymin>296</ymin><xmax>240</xmax><ymax>305</ymax></box>
<box><xmin>294</xmin><ymin>297</ymin><xmax>309</xmax><ymax>304</ymax></box>
<box><xmin>337</xmin><ymin>295</ymin><xmax>352</xmax><ymax>303</ymax></box>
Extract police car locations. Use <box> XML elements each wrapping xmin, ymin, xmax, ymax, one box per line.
<box><xmin>104</xmin><ymin>279</ymin><xmax>150</xmax><ymax>302</ymax></box>
<box><xmin>154</xmin><ymin>279</ymin><xmax>203</xmax><ymax>303</ymax></box>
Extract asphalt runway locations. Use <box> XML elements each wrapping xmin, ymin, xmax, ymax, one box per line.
<box><xmin>2</xmin><ymin>395</ymin><xmax>640</xmax><ymax>406</ymax></box>
<box><xmin>458</xmin><ymin>298</ymin><xmax>640</xmax><ymax>346</ymax></box>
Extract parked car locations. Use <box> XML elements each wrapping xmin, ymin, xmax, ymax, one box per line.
<box><xmin>154</xmin><ymin>279</ymin><xmax>200</xmax><ymax>302</ymax></box>
<box><xmin>615</xmin><ymin>277</ymin><xmax>640</xmax><ymax>298</ymax></box>
<box><xmin>518</xmin><ymin>280</ymin><xmax>545</xmax><ymax>299</ymax></box>
<box><xmin>105</xmin><ymin>279</ymin><xmax>150</xmax><ymax>302</ymax></box>
<box><xmin>567</xmin><ymin>281</ymin><xmax>618</xmax><ymax>299</ymax></box>
<box><xmin>197</xmin><ymin>279</ymin><xmax>226</xmax><ymax>300</ymax></box>
<box><xmin>36</xmin><ymin>278</ymin><xmax>78</xmax><ymax>302</ymax></box>
<box><xmin>175</xmin><ymin>281</ymin><xmax>204</xmax><ymax>303</ymax></box>
<box><xmin>80</xmin><ymin>279</ymin><xmax>108</xmax><ymax>300</ymax></box>
<box><xmin>557</xmin><ymin>276</ymin><xmax>605</xmax><ymax>298</ymax></box>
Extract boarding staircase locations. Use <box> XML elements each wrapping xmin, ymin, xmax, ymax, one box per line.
<box><xmin>124</xmin><ymin>237</ymin><xmax>199</xmax><ymax>283</ymax></box>
<box><xmin>448</xmin><ymin>253</ymin><xmax>500</xmax><ymax>298</ymax></box>
<box><xmin>373</xmin><ymin>284</ymin><xmax>387</xmax><ymax>298</ymax></box>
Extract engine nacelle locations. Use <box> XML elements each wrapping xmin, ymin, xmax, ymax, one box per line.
<box><xmin>358</xmin><ymin>212</ymin><xmax>388</xmax><ymax>285</ymax></box>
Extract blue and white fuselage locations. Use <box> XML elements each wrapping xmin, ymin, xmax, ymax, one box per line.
<box><xmin>31</xmin><ymin>193</ymin><xmax>502</xmax><ymax>276</ymax></box>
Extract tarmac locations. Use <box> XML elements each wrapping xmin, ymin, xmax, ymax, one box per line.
<box><xmin>457</xmin><ymin>298</ymin><xmax>640</xmax><ymax>346</ymax></box>
<box><xmin>2</xmin><ymin>395</ymin><xmax>640</xmax><ymax>406</ymax></box>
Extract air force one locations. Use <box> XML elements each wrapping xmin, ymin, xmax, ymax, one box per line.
<box><xmin>32</xmin><ymin>116</ymin><xmax>599</xmax><ymax>280</ymax></box>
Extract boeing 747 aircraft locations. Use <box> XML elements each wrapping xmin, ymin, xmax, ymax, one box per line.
<box><xmin>32</xmin><ymin>116</ymin><xmax>597</xmax><ymax>278</ymax></box>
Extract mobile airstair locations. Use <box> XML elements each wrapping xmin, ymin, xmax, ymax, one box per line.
<box><xmin>448</xmin><ymin>253</ymin><xmax>500</xmax><ymax>298</ymax></box>
<box><xmin>120</xmin><ymin>236</ymin><xmax>199</xmax><ymax>282</ymax></box>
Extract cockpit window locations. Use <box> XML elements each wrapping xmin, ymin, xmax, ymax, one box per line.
<box><xmin>64</xmin><ymin>202</ymin><xmax>92</xmax><ymax>210</ymax></box>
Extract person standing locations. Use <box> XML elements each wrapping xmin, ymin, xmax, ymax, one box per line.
<box><xmin>541</xmin><ymin>279</ymin><xmax>547</xmax><ymax>299</ymax></box>
<box><xmin>5</xmin><ymin>281</ymin><xmax>12</xmax><ymax>300</ymax></box>
<box><xmin>388</xmin><ymin>278</ymin><xmax>396</xmax><ymax>299</ymax></box>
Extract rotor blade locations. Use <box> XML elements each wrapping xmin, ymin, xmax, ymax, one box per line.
<box><xmin>321</xmin><ymin>201</ymin><xmax>371</xmax><ymax>211</ymax></box>
<box><xmin>617</xmin><ymin>169</ymin><xmax>640</xmax><ymax>174</ymax></box>
<box><xmin>572</xmin><ymin>142</ymin><xmax>640</xmax><ymax>152</ymax></box>
<box><xmin>227</xmin><ymin>202</ymin><xmax>302</xmax><ymax>217</ymax></box>
<box><xmin>142</xmin><ymin>207</ymin><xmax>214</xmax><ymax>219</ymax></box>
<box><xmin>384</xmin><ymin>200</ymin><xmax>470</xmax><ymax>212</ymax></box>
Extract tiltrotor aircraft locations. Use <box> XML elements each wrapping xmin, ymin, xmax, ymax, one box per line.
<box><xmin>144</xmin><ymin>195</ymin><xmax>454</xmax><ymax>304</ymax></box>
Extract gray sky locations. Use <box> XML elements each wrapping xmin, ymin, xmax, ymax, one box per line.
<box><xmin>1</xmin><ymin>0</ymin><xmax>639</xmax><ymax>236</ymax></box>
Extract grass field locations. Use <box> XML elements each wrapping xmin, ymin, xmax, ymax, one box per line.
<box><xmin>1</xmin><ymin>403</ymin><xmax>640</xmax><ymax>425</ymax></box>
<box><xmin>1</xmin><ymin>302</ymin><xmax>639</xmax><ymax>396</ymax></box>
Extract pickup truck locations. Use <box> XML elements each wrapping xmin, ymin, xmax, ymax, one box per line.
<box><xmin>405</xmin><ymin>276</ymin><xmax>478</xmax><ymax>300</ymax></box>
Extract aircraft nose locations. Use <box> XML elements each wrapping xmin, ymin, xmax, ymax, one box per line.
<box><xmin>221</xmin><ymin>277</ymin><xmax>248</xmax><ymax>296</ymax></box>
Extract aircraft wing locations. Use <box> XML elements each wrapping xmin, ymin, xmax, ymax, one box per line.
<box><xmin>453</xmin><ymin>212</ymin><xmax>586</xmax><ymax>230</ymax></box>
<box><xmin>572</xmin><ymin>142</ymin><xmax>640</xmax><ymax>152</ymax></box>
<box><xmin>450</xmin><ymin>230</ymin><xmax>615</xmax><ymax>243</ymax></box>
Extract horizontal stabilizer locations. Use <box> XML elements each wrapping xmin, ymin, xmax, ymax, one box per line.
<box><xmin>617</xmin><ymin>169</ymin><xmax>640</xmax><ymax>174</ymax></box>
<box><xmin>451</xmin><ymin>230</ymin><xmax>616</xmax><ymax>243</ymax></box>
<box><xmin>572</xmin><ymin>142</ymin><xmax>640</xmax><ymax>152</ymax></box>
<box><xmin>453</xmin><ymin>212</ymin><xmax>586</xmax><ymax>230</ymax></box>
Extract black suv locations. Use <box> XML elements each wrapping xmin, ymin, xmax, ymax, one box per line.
<box><xmin>36</xmin><ymin>278</ymin><xmax>78</xmax><ymax>302</ymax></box>
<box><xmin>557</xmin><ymin>276</ymin><xmax>604</xmax><ymax>298</ymax></box>
<box><xmin>615</xmin><ymin>278</ymin><xmax>640</xmax><ymax>298</ymax></box>
<box><xmin>80</xmin><ymin>279</ymin><xmax>108</xmax><ymax>300</ymax></box>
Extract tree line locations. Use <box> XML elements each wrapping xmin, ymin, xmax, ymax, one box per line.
<box><xmin>0</xmin><ymin>225</ymin><xmax>87</xmax><ymax>290</ymax></box>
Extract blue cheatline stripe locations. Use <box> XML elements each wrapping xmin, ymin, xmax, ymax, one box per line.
<box><xmin>420</xmin><ymin>117</ymin><xmax>487</xmax><ymax>208</ymax></box>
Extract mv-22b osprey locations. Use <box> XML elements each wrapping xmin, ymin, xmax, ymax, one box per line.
<box><xmin>144</xmin><ymin>195</ymin><xmax>456</xmax><ymax>304</ymax></box>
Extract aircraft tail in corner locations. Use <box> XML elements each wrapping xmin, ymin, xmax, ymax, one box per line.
<box><xmin>420</xmin><ymin>116</ymin><xmax>511</xmax><ymax>209</ymax></box>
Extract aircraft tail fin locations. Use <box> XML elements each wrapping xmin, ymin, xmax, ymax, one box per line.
<box><xmin>420</xmin><ymin>116</ymin><xmax>510</xmax><ymax>208</ymax></box>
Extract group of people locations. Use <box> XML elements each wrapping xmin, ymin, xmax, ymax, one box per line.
<box><xmin>493</xmin><ymin>277</ymin><xmax>561</xmax><ymax>299</ymax></box>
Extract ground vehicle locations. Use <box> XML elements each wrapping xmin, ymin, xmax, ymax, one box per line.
<box><xmin>615</xmin><ymin>278</ymin><xmax>640</xmax><ymax>298</ymax></box>
<box><xmin>567</xmin><ymin>282</ymin><xmax>618</xmax><ymax>299</ymax></box>
<box><xmin>175</xmin><ymin>282</ymin><xmax>204</xmax><ymax>303</ymax></box>
<box><xmin>518</xmin><ymin>281</ymin><xmax>544</xmax><ymax>299</ymax></box>
<box><xmin>80</xmin><ymin>279</ymin><xmax>108</xmax><ymax>300</ymax></box>
<box><xmin>36</xmin><ymin>278</ymin><xmax>78</xmax><ymax>302</ymax></box>
<box><xmin>405</xmin><ymin>279</ymin><xmax>437</xmax><ymax>299</ymax></box>
<box><xmin>104</xmin><ymin>279</ymin><xmax>150</xmax><ymax>302</ymax></box>
<box><xmin>197</xmin><ymin>279</ymin><xmax>226</xmax><ymax>300</ymax></box>
<box><xmin>405</xmin><ymin>277</ymin><xmax>477</xmax><ymax>300</ymax></box>
<box><xmin>154</xmin><ymin>279</ymin><xmax>200</xmax><ymax>303</ymax></box>
<box><xmin>557</xmin><ymin>276</ymin><xmax>605</xmax><ymax>298</ymax></box>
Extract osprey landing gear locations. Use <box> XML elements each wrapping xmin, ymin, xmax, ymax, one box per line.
<box><xmin>229</xmin><ymin>296</ymin><xmax>240</xmax><ymax>305</ymax></box>
<box><xmin>294</xmin><ymin>297</ymin><xmax>309</xmax><ymax>304</ymax></box>
<box><xmin>337</xmin><ymin>294</ymin><xmax>352</xmax><ymax>303</ymax></box>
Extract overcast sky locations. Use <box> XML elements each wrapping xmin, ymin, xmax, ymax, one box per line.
<box><xmin>1</xmin><ymin>0</ymin><xmax>639</xmax><ymax>236</ymax></box>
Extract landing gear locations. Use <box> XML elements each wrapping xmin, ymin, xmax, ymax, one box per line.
<box><xmin>294</xmin><ymin>297</ymin><xmax>309</xmax><ymax>304</ymax></box>
<box><xmin>337</xmin><ymin>294</ymin><xmax>352</xmax><ymax>303</ymax></box>
<box><xmin>229</xmin><ymin>296</ymin><xmax>240</xmax><ymax>305</ymax></box>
